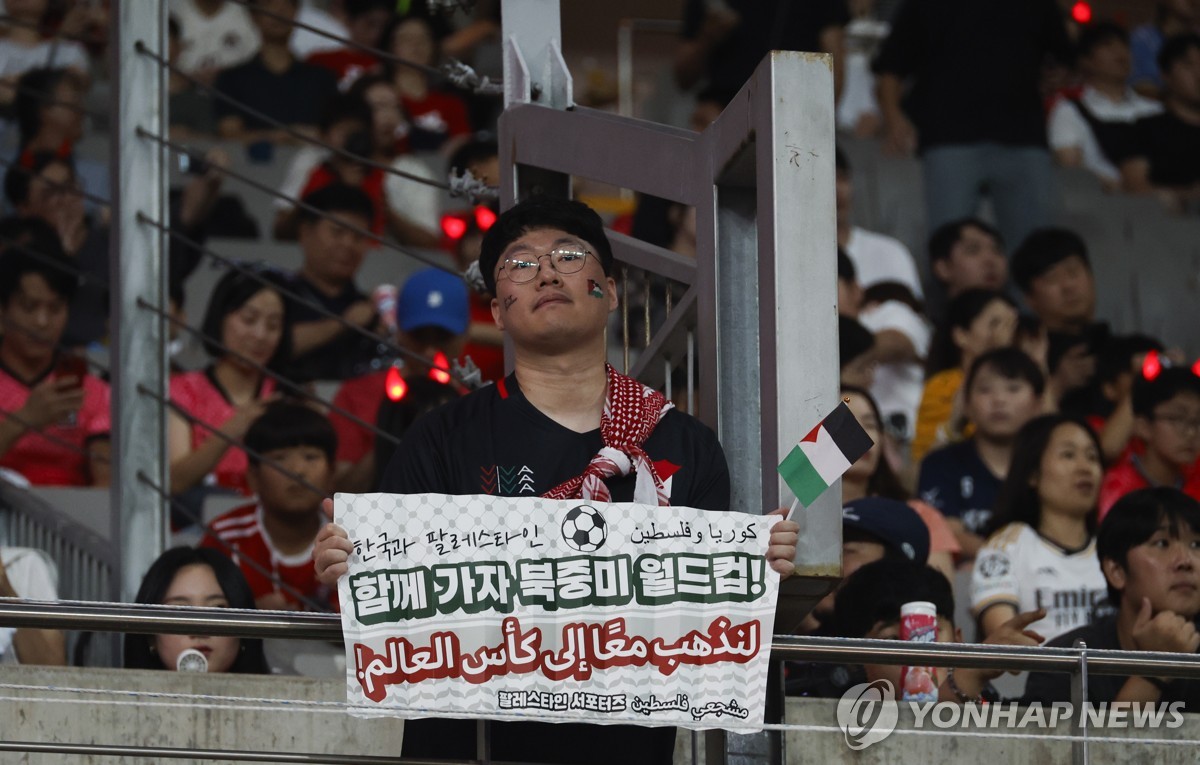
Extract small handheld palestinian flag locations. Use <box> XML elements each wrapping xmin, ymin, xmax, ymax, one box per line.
<box><xmin>778</xmin><ymin>401</ymin><xmax>874</xmax><ymax>513</ymax></box>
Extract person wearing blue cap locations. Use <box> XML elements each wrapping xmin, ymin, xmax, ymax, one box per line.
<box><xmin>329</xmin><ymin>267</ymin><xmax>469</xmax><ymax>492</ymax></box>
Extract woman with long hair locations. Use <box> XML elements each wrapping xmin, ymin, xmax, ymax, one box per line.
<box><xmin>971</xmin><ymin>414</ymin><xmax>1108</xmax><ymax>642</ymax></box>
<box><xmin>124</xmin><ymin>547</ymin><xmax>269</xmax><ymax>674</ymax></box>
<box><xmin>168</xmin><ymin>268</ymin><xmax>290</xmax><ymax>498</ymax></box>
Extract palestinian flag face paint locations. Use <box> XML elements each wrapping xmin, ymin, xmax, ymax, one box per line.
<box><xmin>588</xmin><ymin>279</ymin><xmax>605</xmax><ymax>299</ymax></box>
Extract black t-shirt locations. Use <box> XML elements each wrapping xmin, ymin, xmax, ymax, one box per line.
<box><xmin>1127</xmin><ymin>111</ymin><xmax>1200</xmax><ymax>189</ymax></box>
<box><xmin>872</xmin><ymin>0</ymin><xmax>1071</xmax><ymax>151</ymax></box>
<box><xmin>282</xmin><ymin>273</ymin><xmax>384</xmax><ymax>382</ymax></box>
<box><xmin>213</xmin><ymin>55</ymin><xmax>337</xmax><ymax>131</ymax></box>
<box><xmin>1024</xmin><ymin>615</ymin><xmax>1200</xmax><ymax>710</ymax></box>
<box><xmin>680</xmin><ymin>0</ymin><xmax>850</xmax><ymax>102</ymax></box>
<box><xmin>917</xmin><ymin>440</ymin><xmax>1002</xmax><ymax>535</ymax></box>
<box><xmin>379</xmin><ymin>372</ymin><xmax>731</xmax><ymax>765</ymax></box>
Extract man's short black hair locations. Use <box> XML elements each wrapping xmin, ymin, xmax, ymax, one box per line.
<box><xmin>832</xmin><ymin>559</ymin><xmax>955</xmax><ymax>640</ymax></box>
<box><xmin>927</xmin><ymin>217</ymin><xmax>1003</xmax><ymax>267</ymax></box>
<box><xmin>296</xmin><ymin>183</ymin><xmax>375</xmax><ymax>228</ymax></box>
<box><xmin>244</xmin><ymin>402</ymin><xmax>337</xmax><ymax>467</ymax></box>
<box><xmin>965</xmin><ymin>346</ymin><xmax>1046</xmax><ymax>399</ymax></box>
<box><xmin>1077</xmin><ymin>21</ymin><xmax>1130</xmax><ymax>59</ymax></box>
<box><xmin>1132</xmin><ymin>367</ymin><xmax>1200</xmax><ymax>418</ymax></box>
<box><xmin>3</xmin><ymin>150</ymin><xmax>75</xmax><ymax>209</ymax></box>
<box><xmin>839</xmin><ymin>315</ymin><xmax>874</xmax><ymax>367</ymax></box>
<box><xmin>837</xmin><ymin>247</ymin><xmax>856</xmax><ymax>283</ymax></box>
<box><xmin>478</xmin><ymin>196</ymin><xmax>614</xmax><ymax>295</ymax></box>
<box><xmin>1158</xmin><ymin>33</ymin><xmax>1200</xmax><ymax>75</ymax></box>
<box><xmin>1010</xmin><ymin>227</ymin><xmax>1091</xmax><ymax>294</ymax></box>
<box><xmin>1098</xmin><ymin>487</ymin><xmax>1200</xmax><ymax>604</ymax></box>
<box><xmin>0</xmin><ymin>233</ymin><xmax>78</xmax><ymax>306</ymax></box>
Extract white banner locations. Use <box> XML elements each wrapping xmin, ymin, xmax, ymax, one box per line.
<box><xmin>336</xmin><ymin>493</ymin><xmax>780</xmax><ymax>730</ymax></box>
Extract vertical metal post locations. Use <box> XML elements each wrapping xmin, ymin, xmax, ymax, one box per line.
<box><xmin>110</xmin><ymin>0</ymin><xmax>167</xmax><ymax>601</ymax></box>
<box><xmin>1071</xmin><ymin>640</ymin><xmax>1090</xmax><ymax>765</ymax></box>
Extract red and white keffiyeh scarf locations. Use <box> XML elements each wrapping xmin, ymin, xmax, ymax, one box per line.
<box><xmin>542</xmin><ymin>364</ymin><xmax>674</xmax><ymax>506</ymax></box>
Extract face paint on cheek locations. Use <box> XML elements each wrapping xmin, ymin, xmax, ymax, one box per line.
<box><xmin>503</xmin><ymin>295</ymin><xmax>517</xmax><ymax>311</ymax></box>
<box><xmin>588</xmin><ymin>279</ymin><xmax>604</xmax><ymax>299</ymax></box>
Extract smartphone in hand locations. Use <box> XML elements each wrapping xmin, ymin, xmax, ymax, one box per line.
<box><xmin>53</xmin><ymin>354</ymin><xmax>88</xmax><ymax>390</ymax></box>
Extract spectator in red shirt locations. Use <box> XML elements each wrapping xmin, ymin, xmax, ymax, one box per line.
<box><xmin>383</xmin><ymin>14</ymin><xmax>471</xmax><ymax>155</ymax></box>
<box><xmin>331</xmin><ymin>267</ymin><xmax>468</xmax><ymax>492</ymax></box>
<box><xmin>1100</xmin><ymin>367</ymin><xmax>1200</xmax><ymax>519</ymax></box>
<box><xmin>0</xmin><ymin>239</ymin><xmax>110</xmax><ymax>486</ymax></box>
<box><xmin>168</xmin><ymin>268</ymin><xmax>291</xmax><ymax>501</ymax></box>
<box><xmin>305</xmin><ymin>0</ymin><xmax>395</xmax><ymax>88</ymax></box>
<box><xmin>201</xmin><ymin>402</ymin><xmax>337</xmax><ymax>611</ymax></box>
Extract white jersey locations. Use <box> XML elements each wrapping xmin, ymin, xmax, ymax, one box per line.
<box><xmin>0</xmin><ymin>547</ymin><xmax>59</xmax><ymax>664</ymax></box>
<box><xmin>971</xmin><ymin>522</ymin><xmax>1108</xmax><ymax>643</ymax></box>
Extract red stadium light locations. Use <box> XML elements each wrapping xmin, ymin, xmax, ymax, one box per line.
<box><xmin>1071</xmin><ymin>1</ymin><xmax>1092</xmax><ymax>24</ymax></box>
<box><xmin>474</xmin><ymin>206</ymin><xmax>497</xmax><ymax>231</ymax></box>
<box><xmin>1143</xmin><ymin>350</ymin><xmax>1162</xmax><ymax>381</ymax></box>
<box><xmin>429</xmin><ymin>351</ymin><xmax>452</xmax><ymax>384</ymax></box>
<box><xmin>385</xmin><ymin>365</ymin><xmax>408</xmax><ymax>401</ymax></box>
<box><xmin>441</xmin><ymin>214</ymin><xmax>468</xmax><ymax>241</ymax></box>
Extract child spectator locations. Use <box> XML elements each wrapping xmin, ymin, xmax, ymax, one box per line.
<box><xmin>0</xmin><ymin>547</ymin><xmax>66</xmax><ymax>665</ymax></box>
<box><xmin>384</xmin><ymin>14</ymin><xmax>471</xmax><ymax>154</ymax></box>
<box><xmin>1129</xmin><ymin>0</ymin><xmax>1200</xmax><ymax>98</ymax></box>
<box><xmin>1121</xmin><ymin>33</ymin><xmax>1200</xmax><ymax>209</ymax></box>
<box><xmin>331</xmin><ymin>268</ymin><xmax>468</xmax><ymax>492</ymax></box>
<box><xmin>927</xmin><ymin>218</ymin><xmax>1008</xmax><ymax>304</ymax></box>
<box><xmin>835</xmin><ymin>148</ymin><xmax>923</xmax><ymax>297</ymax></box>
<box><xmin>841</xmin><ymin>386</ymin><xmax>960</xmax><ymax>582</ymax></box>
<box><xmin>306</xmin><ymin>0</ymin><xmax>395</xmax><ymax>87</ymax></box>
<box><xmin>213</xmin><ymin>0</ymin><xmax>338</xmax><ymax>144</ymax></box>
<box><xmin>201</xmin><ymin>402</ymin><xmax>337</xmax><ymax>611</ymax></box>
<box><xmin>280</xmin><ymin>184</ymin><xmax>382</xmax><ymax>383</ymax></box>
<box><xmin>1025</xmin><ymin>488</ymin><xmax>1200</xmax><ymax>708</ymax></box>
<box><xmin>124</xmin><ymin>546</ymin><xmax>270</xmax><ymax>673</ymax></box>
<box><xmin>1048</xmin><ymin>22</ymin><xmax>1163</xmax><ymax>190</ymax></box>
<box><xmin>972</xmin><ymin>414</ymin><xmax>1107</xmax><ymax>643</ymax></box>
<box><xmin>1099</xmin><ymin>367</ymin><xmax>1200</xmax><ymax>519</ymax></box>
<box><xmin>168</xmin><ymin>268</ymin><xmax>290</xmax><ymax>501</ymax></box>
<box><xmin>839</xmin><ymin>314</ymin><xmax>876</xmax><ymax>390</ymax></box>
<box><xmin>169</xmin><ymin>0</ymin><xmax>260</xmax><ymax>81</ymax></box>
<box><xmin>912</xmin><ymin>289</ymin><xmax>1017</xmax><ymax>462</ymax></box>
<box><xmin>0</xmin><ymin>241</ymin><xmax>110</xmax><ymax>486</ymax></box>
<box><xmin>919</xmin><ymin>347</ymin><xmax>1046</xmax><ymax>558</ymax></box>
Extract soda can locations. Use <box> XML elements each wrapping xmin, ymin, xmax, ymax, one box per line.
<box><xmin>374</xmin><ymin>284</ymin><xmax>399</xmax><ymax>335</ymax></box>
<box><xmin>899</xmin><ymin>600</ymin><xmax>938</xmax><ymax>702</ymax></box>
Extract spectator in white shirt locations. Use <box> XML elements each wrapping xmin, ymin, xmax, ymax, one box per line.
<box><xmin>168</xmin><ymin>0</ymin><xmax>261</xmax><ymax>84</ymax></box>
<box><xmin>1049</xmin><ymin>22</ymin><xmax>1163</xmax><ymax>190</ymax></box>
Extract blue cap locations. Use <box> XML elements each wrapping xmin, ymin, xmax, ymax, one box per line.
<box><xmin>842</xmin><ymin>497</ymin><xmax>930</xmax><ymax>564</ymax></box>
<box><xmin>397</xmin><ymin>268</ymin><xmax>469</xmax><ymax>334</ymax></box>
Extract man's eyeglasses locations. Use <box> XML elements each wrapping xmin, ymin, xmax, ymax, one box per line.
<box><xmin>497</xmin><ymin>247</ymin><xmax>591</xmax><ymax>284</ymax></box>
<box><xmin>1153</xmin><ymin>414</ymin><xmax>1200</xmax><ymax>436</ymax></box>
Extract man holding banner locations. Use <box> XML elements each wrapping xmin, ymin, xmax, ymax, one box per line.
<box><xmin>315</xmin><ymin>196</ymin><xmax>800</xmax><ymax>764</ymax></box>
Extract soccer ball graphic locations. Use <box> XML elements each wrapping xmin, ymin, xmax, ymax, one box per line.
<box><xmin>561</xmin><ymin>504</ymin><xmax>607</xmax><ymax>552</ymax></box>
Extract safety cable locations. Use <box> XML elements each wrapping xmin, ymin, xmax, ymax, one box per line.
<box><xmin>0</xmin><ymin>154</ymin><xmax>111</xmax><ymax>210</ymax></box>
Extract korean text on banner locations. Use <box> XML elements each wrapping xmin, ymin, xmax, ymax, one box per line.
<box><xmin>337</xmin><ymin>493</ymin><xmax>781</xmax><ymax>730</ymax></box>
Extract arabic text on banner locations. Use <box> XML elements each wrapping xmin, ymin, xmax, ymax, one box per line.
<box><xmin>336</xmin><ymin>493</ymin><xmax>780</xmax><ymax>730</ymax></box>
